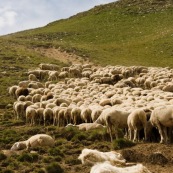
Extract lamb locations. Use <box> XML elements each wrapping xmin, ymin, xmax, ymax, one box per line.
<box><xmin>149</xmin><ymin>105</ymin><xmax>173</xmax><ymax>143</ymax></box>
<box><xmin>11</xmin><ymin>134</ymin><xmax>55</xmax><ymax>151</ymax></box>
<box><xmin>90</xmin><ymin>162</ymin><xmax>151</xmax><ymax>173</ymax></box>
<box><xmin>78</xmin><ymin>148</ymin><xmax>126</xmax><ymax>166</ymax></box>
<box><xmin>127</xmin><ymin>109</ymin><xmax>147</xmax><ymax>142</ymax></box>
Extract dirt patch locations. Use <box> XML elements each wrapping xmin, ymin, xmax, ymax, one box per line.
<box><xmin>34</xmin><ymin>47</ymin><xmax>93</xmax><ymax>65</ymax></box>
<box><xmin>119</xmin><ymin>143</ymin><xmax>173</xmax><ymax>173</ymax></box>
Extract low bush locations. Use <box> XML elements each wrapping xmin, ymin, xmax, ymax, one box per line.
<box><xmin>45</xmin><ymin>162</ymin><xmax>64</xmax><ymax>173</ymax></box>
<box><xmin>113</xmin><ymin>138</ymin><xmax>136</xmax><ymax>150</ymax></box>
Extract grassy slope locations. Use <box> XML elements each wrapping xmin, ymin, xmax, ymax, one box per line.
<box><xmin>0</xmin><ymin>38</ymin><xmax>65</xmax><ymax>105</ymax></box>
<box><xmin>6</xmin><ymin>0</ymin><xmax>173</xmax><ymax>67</ymax></box>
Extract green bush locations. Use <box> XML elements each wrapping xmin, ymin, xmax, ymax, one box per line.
<box><xmin>45</xmin><ymin>162</ymin><xmax>64</xmax><ymax>173</ymax></box>
<box><xmin>71</xmin><ymin>133</ymin><xmax>88</xmax><ymax>142</ymax></box>
<box><xmin>48</xmin><ymin>147</ymin><xmax>64</xmax><ymax>157</ymax></box>
<box><xmin>113</xmin><ymin>138</ymin><xmax>136</xmax><ymax>150</ymax></box>
<box><xmin>60</xmin><ymin>127</ymin><xmax>80</xmax><ymax>141</ymax></box>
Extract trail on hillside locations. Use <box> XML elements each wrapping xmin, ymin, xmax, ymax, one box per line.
<box><xmin>34</xmin><ymin>47</ymin><xmax>94</xmax><ymax>65</ymax></box>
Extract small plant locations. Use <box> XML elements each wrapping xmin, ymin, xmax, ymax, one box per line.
<box><xmin>45</xmin><ymin>162</ymin><xmax>64</xmax><ymax>173</ymax></box>
<box><xmin>113</xmin><ymin>138</ymin><xmax>136</xmax><ymax>150</ymax></box>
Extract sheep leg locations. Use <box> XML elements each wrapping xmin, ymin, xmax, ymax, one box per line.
<box><xmin>157</xmin><ymin>123</ymin><xmax>165</xmax><ymax>143</ymax></box>
<box><xmin>128</xmin><ymin>128</ymin><xmax>132</xmax><ymax>141</ymax></box>
<box><xmin>133</xmin><ymin>128</ymin><xmax>138</xmax><ymax>142</ymax></box>
<box><xmin>163</xmin><ymin>127</ymin><xmax>168</xmax><ymax>143</ymax></box>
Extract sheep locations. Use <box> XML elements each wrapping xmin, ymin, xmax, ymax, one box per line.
<box><xmin>8</xmin><ymin>85</ymin><xmax>18</xmax><ymax>98</ymax></box>
<box><xmin>17</xmin><ymin>95</ymin><xmax>26</xmax><ymax>102</ymax></box>
<box><xmin>11</xmin><ymin>134</ymin><xmax>55</xmax><ymax>151</ymax></box>
<box><xmin>25</xmin><ymin>106</ymin><xmax>37</xmax><ymax>125</ymax></box>
<box><xmin>149</xmin><ymin>105</ymin><xmax>173</xmax><ymax>143</ymax></box>
<box><xmin>15</xmin><ymin>87</ymin><xmax>29</xmax><ymax>98</ymax></box>
<box><xmin>71</xmin><ymin>107</ymin><xmax>82</xmax><ymax>125</ymax></box>
<box><xmin>48</xmin><ymin>71</ymin><xmax>59</xmax><ymax>81</ymax></box>
<box><xmin>66</xmin><ymin>122</ymin><xmax>106</xmax><ymax>131</ymax></box>
<box><xmin>36</xmin><ymin>108</ymin><xmax>44</xmax><ymax>125</ymax></box>
<box><xmin>80</xmin><ymin>107</ymin><xmax>92</xmax><ymax>123</ymax></box>
<box><xmin>78</xmin><ymin>122</ymin><xmax>106</xmax><ymax>131</ymax></box>
<box><xmin>90</xmin><ymin>162</ymin><xmax>151</xmax><ymax>173</ymax></box>
<box><xmin>28</xmin><ymin>74</ymin><xmax>38</xmax><ymax>81</ymax></box>
<box><xmin>78</xmin><ymin>148</ymin><xmax>126</xmax><ymax>166</ymax></box>
<box><xmin>95</xmin><ymin>107</ymin><xmax>130</xmax><ymax>142</ymax></box>
<box><xmin>43</xmin><ymin>108</ymin><xmax>53</xmax><ymax>126</ymax></box>
<box><xmin>32</xmin><ymin>94</ymin><xmax>42</xmax><ymax>103</ymax></box>
<box><xmin>127</xmin><ymin>109</ymin><xmax>147</xmax><ymax>142</ymax></box>
<box><xmin>91</xmin><ymin>108</ymin><xmax>102</xmax><ymax>122</ymax></box>
<box><xmin>39</xmin><ymin>63</ymin><xmax>59</xmax><ymax>71</ymax></box>
<box><xmin>13</xmin><ymin>101</ymin><xmax>25</xmax><ymax>120</ymax></box>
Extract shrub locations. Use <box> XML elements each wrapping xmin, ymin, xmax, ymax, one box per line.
<box><xmin>17</xmin><ymin>153</ymin><xmax>38</xmax><ymax>162</ymax></box>
<box><xmin>71</xmin><ymin>133</ymin><xmax>88</xmax><ymax>142</ymax></box>
<box><xmin>45</xmin><ymin>162</ymin><xmax>64</xmax><ymax>173</ymax></box>
<box><xmin>65</xmin><ymin>156</ymin><xmax>81</xmax><ymax>166</ymax></box>
<box><xmin>60</xmin><ymin>127</ymin><xmax>80</xmax><ymax>141</ymax></box>
<box><xmin>0</xmin><ymin>152</ymin><xmax>7</xmax><ymax>161</ymax></box>
<box><xmin>48</xmin><ymin>147</ymin><xmax>64</xmax><ymax>157</ymax></box>
<box><xmin>112</xmin><ymin>138</ymin><xmax>136</xmax><ymax>150</ymax></box>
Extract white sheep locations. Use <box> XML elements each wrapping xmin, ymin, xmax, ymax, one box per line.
<box><xmin>149</xmin><ymin>105</ymin><xmax>173</xmax><ymax>143</ymax></box>
<box><xmin>66</xmin><ymin>122</ymin><xmax>106</xmax><ymax>131</ymax></box>
<box><xmin>95</xmin><ymin>107</ymin><xmax>130</xmax><ymax>142</ymax></box>
<box><xmin>25</xmin><ymin>106</ymin><xmax>37</xmax><ymax>125</ymax></box>
<box><xmin>78</xmin><ymin>148</ymin><xmax>126</xmax><ymax>166</ymax></box>
<box><xmin>43</xmin><ymin>108</ymin><xmax>53</xmax><ymax>126</ymax></box>
<box><xmin>11</xmin><ymin>134</ymin><xmax>55</xmax><ymax>151</ymax></box>
<box><xmin>127</xmin><ymin>109</ymin><xmax>147</xmax><ymax>142</ymax></box>
<box><xmin>90</xmin><ymin>162</ymin><xmax>151</xmax><ymax>173</ymax></box>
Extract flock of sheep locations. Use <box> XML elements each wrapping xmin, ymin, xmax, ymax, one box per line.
<box><xmin>8</xmin><ymin>62</ymin><xmax>173</xmax><ymax>172</ymax></box>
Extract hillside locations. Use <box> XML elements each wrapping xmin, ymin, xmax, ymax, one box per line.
<box><xmin>1</xmin><ymin>1</ymin><xmax>173</xmax><ymax>173</ymax></box>
<box><xmin>3</xmin><ymin>0</ymin><xmax>173</xmax><ymax>67</ymax></box>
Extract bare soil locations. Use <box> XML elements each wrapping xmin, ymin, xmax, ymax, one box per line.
<box><xmin>118</xmin><ymin>143</ymin><xmax>173</xmax><ymax>173</ymax></box>
<box><xmin>34</xmin><ymin>47</ymin><xmax>93</xmax><ymax>65</ymax></box>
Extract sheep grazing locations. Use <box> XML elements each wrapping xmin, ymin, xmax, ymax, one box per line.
<box><xmin>11</xmin><ymin>134</ymin><xmax>55</xmax><ymax>151</ymax></box>
<box><xmin>78</xmin><ymin>148</ymin><xmax>126</xmax><ymax>166</ymax></box>
<box><xmin>90</xmin><ymin>162</ymin><xmax>151</xmax><ymax>173</ymax></box>
<box><xmin>127</xmin><ymin>109</ymin><xmax>147</xmax><ymax>142</ymax></box>
<box><xmin>149</xmin><ymin>105</ymin><xmax>173</xmax><ymax>143</ymax></box>
<box><xmin>95</xmin><ymin>107</ymin><xmax>130</xmax><ymax>142</ymax></box>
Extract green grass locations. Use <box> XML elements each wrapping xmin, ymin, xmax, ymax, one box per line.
<box><xmin>4</xmin><ymin>0</ymin><xmax>173</xmax><ymax>67</ymax></box>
